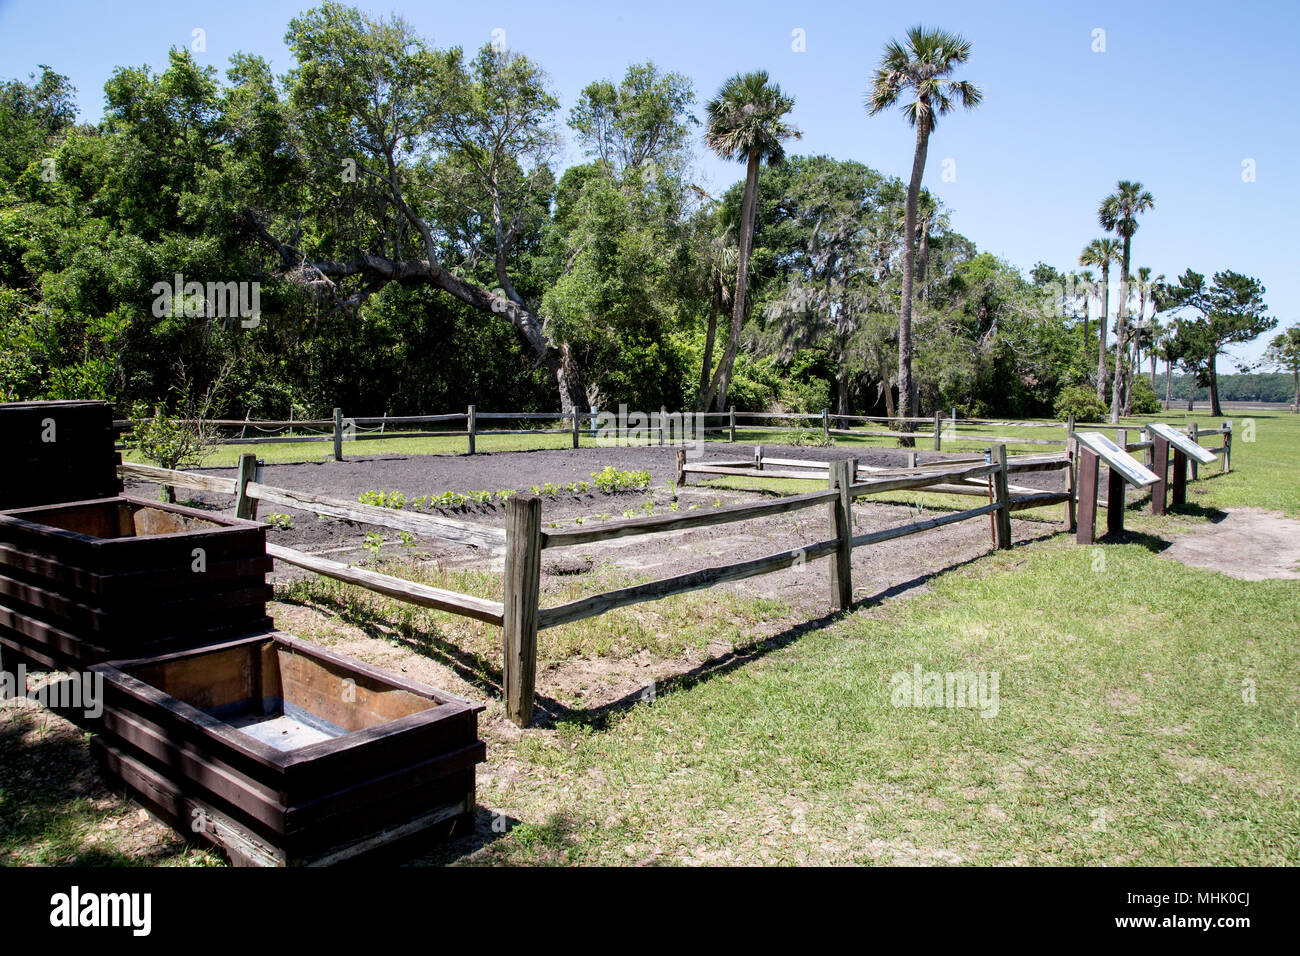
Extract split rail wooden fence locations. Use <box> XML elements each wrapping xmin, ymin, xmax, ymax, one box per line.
<box><xmin>118</xmin><ymin>416</ymin><xmax>1231</xmax><ymax>727</ymax></box>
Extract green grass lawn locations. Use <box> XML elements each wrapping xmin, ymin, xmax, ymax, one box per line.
<box><xmin>468</xmin><ymin>533</ymin><xmax>1299</xmax><ymax>865</ymax></box>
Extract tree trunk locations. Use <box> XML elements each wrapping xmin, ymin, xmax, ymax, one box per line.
<box><xmin>1293</xmin><ymin>368</ymin><xmax>1299</xmax><ymax>412</ymax></box>
<box><xmin>917</xmin><ymin>225</ymin><xmax>930</xmax><ymax>301</ymax></box>
<box><xmin>707</xmin><ymin>151</ymin><xmax>761</xmax><ymax>413</ymax></box>
<box><xmin>1109</xmin><ymin>241</ymin><xmax>1130</xmax><ymax>423</ymax></box>
<box><xmin>1151</xmin><ymin>349</ymin><xmax>1157</xmax><ymax>389</ymax></box>
<box><xmin>835</xmin><ymin>371</ymin><xmax>850</xmax><ymax>417</ymax></box>
<box><xmin>899</xmin><ymin>113</ymin><xmax>931</xmax><ymax>428</ymax></box>
<box><xmin>1164</xmin><ymin>357</ymin><xmax>1172</xmax><ymax>409</ymax></box>
<box><xmin>696</xmin><ymin>285</ymin><xmax>720</xmax><ymax>411</ymax></box>
<box><xmin>1209</xmin><ymin>356</ymin><xmax>1222</xmax><ymax>417</ymax></box>
<box><xmin>1096</xmin><ymin>266</ymin><xmax>1109</xmax><ymax>403</ymax></box>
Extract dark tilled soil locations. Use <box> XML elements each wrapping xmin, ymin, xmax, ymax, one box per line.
<box><xmin>128</xmin><ymin>443</ymin><xmax>1065</xmax><ymax>571</ymax></box>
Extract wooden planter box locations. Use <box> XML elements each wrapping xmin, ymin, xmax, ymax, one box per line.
<box><xmin>91</xmin><ymin>631</ymin><xmax>485</xmax><ymax>866</ymax></box>
<box><xmin>0</xmin><ymin>495</ymin><xmax>271</xmax><ymax>669</ymax></box>
<box><xmin>0</xmin><ymin>400</ymin><xmax>121</xmax><ymax>509</ymax></box>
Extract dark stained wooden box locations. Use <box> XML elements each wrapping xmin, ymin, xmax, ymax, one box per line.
<box><xmin>91</xmin><ymin>631</ymin><xmax>485</xmax><ymax>866</ymax></box>
<box><xmin>0</xmin><ymin>400</ymin><xmax>122</xmax><ymax>509</ymax></box>
<box><xmin>0</xmin><ymin>496</ymin><xmax>271</xmax><ymax>669</ymax></box>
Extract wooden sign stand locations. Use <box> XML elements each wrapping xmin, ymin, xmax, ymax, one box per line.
<box><xmin>1146</xmin><ymin>430</ymin><xmax>1187</xmax><ymax>515</ymax></box>
<box><xmin>1072</xmin><ymin>431</ymin><xmax>1160</xmax><ymax>545</ymax></box>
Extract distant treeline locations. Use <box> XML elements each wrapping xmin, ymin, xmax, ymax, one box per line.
<box><xmin>1154</xmin><ymin>372</ymin><xmax>1294</xmax><ymax>404</ymax></box>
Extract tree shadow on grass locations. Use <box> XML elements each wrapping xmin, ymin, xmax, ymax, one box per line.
<box><xmin>0</xmin><ymin>707</ymin><xmax>199</xmax><ymax>866</ymax></box>
<box><xmin>531</xmin><ymin>528</ymin><xmax>1062</xmax><ymax>733</ymax></box>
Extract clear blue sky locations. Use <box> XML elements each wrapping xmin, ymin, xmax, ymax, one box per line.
<box><xmin>2</xmin><ymin>0</ymin><xmax>1295</xmax><ymax>365</ymax></box>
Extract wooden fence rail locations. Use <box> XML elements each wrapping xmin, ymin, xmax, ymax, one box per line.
<box><xmin>116</xmin><ymin>415</ymin><xmax>1234</xmax><ymax>727</ymax></box>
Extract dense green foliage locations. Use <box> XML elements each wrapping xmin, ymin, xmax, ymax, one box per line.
<box><xmin>0</xmin><ymin>5</ymin><xmax>1280</xmax><ymax>422</ymax></box>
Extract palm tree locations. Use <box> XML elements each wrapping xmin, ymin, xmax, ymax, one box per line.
<box><xmin>867</xmin><ymin>26</ymin><xmax>981</xmax><ymax>426</ymax></box>
<box><xmin>1099</xmin><ymin>180</ymin><xmax>1155</xmax><ymax>421</ymax></box>
<box><xmin>702</xmin><ymin>71</ymin><xmax>799</xmax><ymax>412</ymax></box>
<box><xmin>1079</xmin><ymin>238</ymin><xmax>1121</xmax><ymax>402</ymax></box>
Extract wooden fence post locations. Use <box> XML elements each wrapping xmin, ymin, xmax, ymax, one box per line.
<box><xmin>235</xmin><ymin>453</ymin><xmax>260</xmax><ymax>521</ymax></box>
<box><xmin>821</xmin><ymin>408</ymin><xmax>829</xmax><ymax>441</ymax></box>
<box><xmin>332</xmin><ymin>408</ymin><xmax>343</xmax><ymax>462</ymax></box>
<box><xmin>906</xmin><ymin>450</ymin><xmax>918</xmax><ymax>469</ymax></box>
<box><xmin>1222</xmin><ymin>421</ymin><xmax>1231</xmax><ymax>473</ymax></box>
<box><xmin>1188</xmin><ymin>422</ymin><xmax>1199</xmax><ymax>481</ymax></box>
<box><xmin>675</xmin><ymin>449</ymin><xmax>686</xmax><ymax>489</ymax></box>
<box><xmin>571</xmin><ymin>410</ymin><xmax>580</xmax><ymax>449</ymax></box>
<box><xmin>828</xmin><ymin>459</ymin><xmax>853</xmax><ymax>610</ymax></box>
<box><xmin>658</xmin><ymin>407</ymin><xmax>666</xmax><ymax>446</ymax></box>
<box><xmin>729</xmin><ymin>406</ymin><xmax>736</xmax><ymax>443</ymax></box>
<box><xmin>933</xmin><ymin>410</ymin><xmax>942</xmax><ymax>451</ymax></box>
<box><xmin>503</xmin><ymin>494</ymin><xmax>542</xmax><ymax>727</ymax></box>
<box><xmin>467</xmin><ymin>404</ymin><xmax>477</xmax><ymax>455</ymax></box>
<box><xmin>1148</xmin><ymin>428</ymin><xmax>1168</xmax><ymax>515</ymax></box>
<box><xmin>754</xmin><ymin>445</ymin><xmax>763</xmax><ymax>470</ymax></box>
<box><xmin>1077</xmin><ymin>447</ymin><xmax>1100</xmax><ymax>544</ymax></box>
<box><xmin>992</xmin><ymin>443</ymin><xmax>1013</xmax><ymax>550</ymax></box>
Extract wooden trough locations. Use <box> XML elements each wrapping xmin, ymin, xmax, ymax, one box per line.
<box><xmin>0</xmin><ymin>495</ymin><xmax>272</xmax><ymax>670</ymax></box>
<box><xmin>91</xmin><ymin>631</ymin><xmax>485</xmax><ymax>866</ymax></box>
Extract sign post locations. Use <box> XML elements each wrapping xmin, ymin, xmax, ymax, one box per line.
<box><xmin>1071</xmin><ymin>431</ymin><xmax>1160</xmax><ymax>544</ymax></box>
<box><xmin>1145</xmin><ymin>423</ymin><xmax>1217</xmax><ymax>514</ymax></box>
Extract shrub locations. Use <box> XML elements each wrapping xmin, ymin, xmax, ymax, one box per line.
<box><xmin>1127</xmin><ymin>375</ymin><xmax>1163</xmax><ymax>415</ymax></box>
<box><xmin>1053</xmin><ymin>386</ymin><xmax>1108</xmax><ymax>423</ymax></box>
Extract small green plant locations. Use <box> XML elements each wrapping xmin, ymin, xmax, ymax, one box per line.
<box><xmin>591</xmin><ymin>466</ymin><xmax>652</xmax><ymax>493</ymax></box>
<box><xmin>265</xmin><ymin>513</ymin><xmax>294</xmax><ymax>530</ymax></box>
<box><xmin>398</xmin><ymin>530</ymin><xmax>416</xmax><ymax>551</ymax></box>
<box><xmin>358</xmin><ymin>490</ymin><xmax>405</xmax><ymax>509</ymax></box>
<box><xmin>363</xmin><ymin>532</ymin><xmax>384</xmax><ymax>560</ymax></box>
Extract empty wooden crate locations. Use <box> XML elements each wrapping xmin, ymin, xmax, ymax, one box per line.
<box><xmin>91</xmin><ymin>631</ymin><xmax>485</xmax><ymax>865</ymax></box>
<box><xmin>0</xmin><ymin>495</ymin><xmax>271</xmax><ymax>669</ymax></box>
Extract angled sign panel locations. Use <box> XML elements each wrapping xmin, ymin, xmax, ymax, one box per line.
<box><xmin>1073</xmin><ymin>431</ymin><xmax>1160</xmax><ymax>487</ymax></box>
<box><xmin>1147</xmin><ymin>422</ymin><xmax>1218</xmax><ymax>465</ymax></box>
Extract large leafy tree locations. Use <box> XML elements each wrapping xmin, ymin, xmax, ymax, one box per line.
<box><xmin>245</xmin><ymin>4</ymin><xmax>588</xmax><ymax>410</ymax></box>
<box><xmin>1165</xmin><ymin>269</ymin><xmax>1276</xmax><ymax>416</ymax></box>
<box><xmin>761</xmin><ymin>157</ymin><xmax>891</xmax><ymax>414</ymax></box>
<box><xmin>1099</xmin><ymin>180</ymin><xmax>1154</xmax><ymax>422</ymax></box>
<box><xmin>1078</xmin><ymin>238</ymin><xmax>1121</xmax><ymax>402</ymax></box>
<box><xmin>867</xmin><ymin>25</ymin><xmax>981</xmax><ymax>425</ymax></box>
<box><xmin>702</xmin><ymin>70</ymin><xmax>798</xmax><ymax>412</ymax></box>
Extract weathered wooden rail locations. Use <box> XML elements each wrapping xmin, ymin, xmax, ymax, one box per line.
<box><xmin>118</xmin><ymin>416</ymin><xmax>1235</xmax><ymax>727</ymax></box>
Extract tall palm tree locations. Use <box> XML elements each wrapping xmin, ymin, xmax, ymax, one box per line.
<box><xmin>1099</xmin><ymin>180</ymin><xmax>1155</xmax><ymax>422</ymax></box>
<box><xmin>1079</xmin><ymin>238</ymin><xmax>1121</xmax><ymax>402</ymax></box>
<box><xmin>702</xmin><ymin>71</ymin><xmax>799</xmax><ymax>412</ymax></box>
<box><xmin>867</xmin><ymin>26</ymin><xmax>981</xmax><ymax>426</ymax></box>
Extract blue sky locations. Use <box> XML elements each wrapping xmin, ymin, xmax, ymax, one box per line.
<box><xmin>1</xmin><ymin>0</ymin><xmax>1295</xmax><ymax>364</ymax></box>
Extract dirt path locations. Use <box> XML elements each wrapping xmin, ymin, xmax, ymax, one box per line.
<box><xmin>1158</xmin><ymin>507</ymin><xmax>1300</xmax><ymax>580</ymax></box>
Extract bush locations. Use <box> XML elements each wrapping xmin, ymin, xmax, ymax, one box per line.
<box><xmin>1127</xmin><ymin>375</ymin><xmax>1163</xmax><ymax>415</ymax></box>
<box><xmin>1052</xmin><ymin>386</ymin><xmax>1108</xmax><ymax>423</ymax></box>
